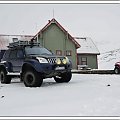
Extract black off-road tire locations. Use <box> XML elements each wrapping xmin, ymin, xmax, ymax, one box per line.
<box><xmin>114</xmin><ymin>68</ymin><xmax>120</xmax><ymax>74</ymax></box>
<box><xmin>23</xmin><ymin>70</ymin><xmax>43</xmax><ymax>87</ymax></box>
<box><xmin>54</xmin><ymin>71</ymin><xmax>72</xmax><ymax>83</ymax></box>
<box><xmin>0</xmin><ymin>69</ymin><xmax>11</xmax><ymax>84</ymax></box>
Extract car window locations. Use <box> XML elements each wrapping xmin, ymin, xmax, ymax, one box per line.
<box><xmin>25</xmin><ymin>46</ymin><xmax>52</xmax><ymax>55</ymax></box>
<box><xmin>2</xmin><ymin>50</ymin><xmax>10</xmax><ymax>60</ymax></box>
<box><xmin>9</xmin><ymin>50</ymin><xmax>17</xmax><ymax>59</ymax></box>
<box><xmin>17</xmin><ymin>50</ymin><xmax>24</xmax><ymax>59</ymax></box>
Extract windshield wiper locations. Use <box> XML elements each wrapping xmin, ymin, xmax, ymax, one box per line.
<box><xmin>28</xmin><ymin>54</ymin><xmax>40</xmax><ymax>55</ymax></box>
<box><xmin>41</xmin><ymin>53</ymin><xmax>52</xmax><ymax>55</ymax></box>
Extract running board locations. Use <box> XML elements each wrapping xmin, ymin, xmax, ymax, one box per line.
<box><xmin>7</xmin><ymin>72</ymin><xmax>20</xmax><ymax>76</ymax></box>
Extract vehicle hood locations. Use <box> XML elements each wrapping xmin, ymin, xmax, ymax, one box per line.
<box><xmin>27</xmin><ymin>54</ymin><xmax>65</xmax><ymax>59</ymax></box>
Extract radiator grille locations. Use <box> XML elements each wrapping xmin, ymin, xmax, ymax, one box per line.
<box><xmin>47</xmin><ymin>57</ymin><xmax>64</xmax><ymax>64</ymax></box>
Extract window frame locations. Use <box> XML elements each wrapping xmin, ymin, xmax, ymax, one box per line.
<box><xmin>81</xmin><ymin>57</ymin><xmax>87</xmax><ymax>65</ymax></box>
<box><xmin>56</xmin><ymin>50</ymin><xmax>62</xmax><ymax>56</ymax></box>
<box><xmin>66</xmin><ymin>50</ymin><xmax>72</xmax><ymax>56</ymax></box>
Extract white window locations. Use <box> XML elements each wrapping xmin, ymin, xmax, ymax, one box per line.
<box><xmin>66</xmin><ymin>50</ymin><xmax>72</xmax><ymax>56</ymax></box>
<box><xmin>56</xmin><ymin>50</ymin><xmax>62</xmax><ymax>56</ymax></box>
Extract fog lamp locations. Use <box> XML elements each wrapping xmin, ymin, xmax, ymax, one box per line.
<box><xmin>56</xmin><ymin>58</ymin><xmax>61</xmax><ymax>64</ymax></box>
<box><xmin>62</xmin><ymin>59</ymin><xmax>67</xmax><ymax>64</ymax></box>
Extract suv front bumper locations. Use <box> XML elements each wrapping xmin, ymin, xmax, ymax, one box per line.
<box><xmin>34</xmin><ymin>63</ymin><xmax>72</xmax><ymax>78</ymax></box>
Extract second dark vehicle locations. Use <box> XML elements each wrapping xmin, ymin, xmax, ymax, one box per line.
<box><xmin>0</xmin><ymin>40</ymin><xmax>72</xmax><ymax>87</ymax></box>
<box><xmin>114</xmin><ymin>62</ymin><xmax>120</xmax><ymax>74</ymax></box>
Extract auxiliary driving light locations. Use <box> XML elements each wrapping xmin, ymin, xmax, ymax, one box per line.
<box><xmin>62</xmin><ymin>59</ymin><xmax>67</xmax><ymax>64</ymax></box>
<box><xmin>56</xmin><ymin>58</ymin><xmax>61</xmax><ymax>64</ymax></box>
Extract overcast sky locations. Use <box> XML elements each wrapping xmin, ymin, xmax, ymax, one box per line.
<box><xmin>0</xmin><ymin>3</ymin><xmax>120</xmax><ymax>52</ymax></box>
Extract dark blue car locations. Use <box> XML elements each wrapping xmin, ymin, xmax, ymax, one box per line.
<box><xmin>0</xmin><ymin>40</ymin><xmax>72</xmax><ymax>87</ymax></box>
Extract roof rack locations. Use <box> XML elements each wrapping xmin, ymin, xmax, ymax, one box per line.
<box><xmin>8</xmin><ymin>40</ymin><xmax>40</xmax><ymax>48</ymax></box>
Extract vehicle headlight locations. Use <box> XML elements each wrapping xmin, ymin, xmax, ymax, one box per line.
<box><xmin>56</xmin><ymin>58</ymin><xmax>61</xmax><ymax>64</ymax></box>
<box><xmin>36</xmin><ymin>57</ymin><xmax>48</xmax><ymax>63</ymax></box>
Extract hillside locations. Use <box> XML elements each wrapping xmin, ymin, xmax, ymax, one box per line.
<box><xmin>98</xmin><ymin>48</ymin><xmax>120</xmax><ymax>70</ymax></box>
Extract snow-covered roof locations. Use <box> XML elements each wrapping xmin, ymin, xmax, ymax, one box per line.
<box><xmin>0</xmin><ymin>35</ymin><xmax>33</xmax><ymax>50</ymax></box>
<box><xmin>75</xmin><ymin>37</ymin><xmax>100</xmax><ymax>55</ymax></box>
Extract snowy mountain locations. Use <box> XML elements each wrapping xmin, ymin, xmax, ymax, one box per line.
<box><xmin>98</xmin><ymin>48</ymin><xmax>120</xmax><ymax>70</ymax></box>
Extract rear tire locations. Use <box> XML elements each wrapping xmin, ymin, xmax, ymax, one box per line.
<box><xmin>54</xmin><ymin>71</ymin><xmax>72</xmax><ymax>83</ymax></box>
<box><xmin>23</xmin><ymin>70</ymin><xmax>43</xmax><ymax>87</ymax></box>
<box><xmin>0</xmin><ymin>69</ymin><xmax>11</xmax><ymax>84</ymax></box>
<box><xmin>114</xmin><ymin>68</ymin><xmax>120</xmax><ymax>74</ymax></box>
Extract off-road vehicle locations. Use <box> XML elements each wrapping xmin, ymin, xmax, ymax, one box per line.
<box><xmin>0</xmin><ymin>40</ymin><xmax>72</xmax><ymax>87</ymax></box>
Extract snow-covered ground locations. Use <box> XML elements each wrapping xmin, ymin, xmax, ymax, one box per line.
<box><xmin>0</xmin><ymin>74</ymin><xmax>120</xmax><ymax>116</ymax></box>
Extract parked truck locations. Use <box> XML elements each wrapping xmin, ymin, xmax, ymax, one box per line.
<box><xmin>0</xmin><ymin>40</ymin><xmax>72</xmax><ymax>87</ymax></box>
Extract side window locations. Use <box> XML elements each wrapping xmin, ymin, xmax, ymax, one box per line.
<box><xmin>56</xmin><ymin>50</ymin><xmax>62</xmax><ymax>56</ymax></box>
<box><xmin>9</xmin><ymin>50</ymin><xmax>17</xmax><ymax>59</ymax></box>
<box><xmin>17</xmin><ymin>50</ymin><xmax>24</xmax><ymax>59</ymax></box>
<box><xmin>81</xmin><ymin>57</ymin><xmax>87</xmax><ymax>65</ymax></box>
<box><xmin>2</xmin><ymin>50</ymin><xmax>10</xmax><ymax>60</ymax></box>
<box><xmin>66</xmin><ymin>50</ymin><xmax>72</xmax><ymax>56</ymax></box>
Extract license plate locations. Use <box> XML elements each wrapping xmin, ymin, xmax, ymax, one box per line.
<box><xmin>55</xmin><ymin>66</ymin><xmax>65</xmax><ymax>70</ymax></box>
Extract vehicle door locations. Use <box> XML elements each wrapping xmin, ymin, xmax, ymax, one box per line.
<box><xmin>9</xmin><ymin>49</ymin><xmax>24</xmax><ymax>72</ymax></box>
<box><xmin>16</xmin><ymin>49</ymin><xmax>25</xmax><ymax>72</ymax></box>
<box><xmin>9</xmin><ymin>49</ymin><xmax>17</xmax><ymax>72</ymax></box>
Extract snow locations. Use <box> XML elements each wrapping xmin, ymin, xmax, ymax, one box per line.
<box><xmin>0</xmin><ymin>35</ymin><xmax>33</xmax><ymax>50</ymax></box>
<box><xmin>98</xmin><ymin>48</ymin><xmax>120</xmax><ymax>70</ymax></box>
<box><xmin>0</xmin><ymin>74</ymin><xmax>120</xmax><ymax>116</ymax></box>
<box><xmin>94</xmin><ymin>35</ymin><xmax>120</xmax><ymax>70</ymax></box>
<box><xmin>75</xmin><ymin>37</ymin><xmax>100</xmax><ymax>55</ymax></box>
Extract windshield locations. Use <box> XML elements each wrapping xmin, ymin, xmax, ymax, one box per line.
<box><xmin>25</xmin><ymin>46</ymin><xmax>52</xmax><ymax>55</ymax></box>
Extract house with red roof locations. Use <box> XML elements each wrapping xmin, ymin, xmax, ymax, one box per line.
<box><xmin>32</xmin><ymin>18</ymin><xmax>80</xmax><ymax>69</ymax></box>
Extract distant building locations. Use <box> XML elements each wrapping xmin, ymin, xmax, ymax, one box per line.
<box><xmin>75</xmin><ymin>37</ymin><xmax>100</xmax><ymax>69</ymax></box>
<box><xmin>0</xmin><ymin>34</ymin><xmax>33</xmax><ymax>60</ymax></box>
<box><xmin>32</xmin><ymin>18</ymin><xmax>80</xmax><ymax>69</ymax></box>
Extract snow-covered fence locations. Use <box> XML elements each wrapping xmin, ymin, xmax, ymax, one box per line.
<box><xmin>72</xmin><ymin>69</ymin><xmax>114</xmax><ymax>74</ymax></box>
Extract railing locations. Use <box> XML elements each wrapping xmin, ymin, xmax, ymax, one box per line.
<box><xmin>8</xmin><ymin>40</ymin><xmax>40</xmax><ymax>48</ymax></box>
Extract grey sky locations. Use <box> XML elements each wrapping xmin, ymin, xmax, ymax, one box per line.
<box><xmin>0</xmin><ymin>4</ymin><xmax>120</xmax><ymax>52</ymax></box>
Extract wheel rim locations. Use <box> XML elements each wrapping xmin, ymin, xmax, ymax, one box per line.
<box><xmin>26</xmin><ymin>74</ymin><xmax>34</xmax><ymax>85</ymax></box>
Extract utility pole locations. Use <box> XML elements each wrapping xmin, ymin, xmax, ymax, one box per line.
<box><xmin>53</xmin><ymin>9</ymin><xmax>54</xmax><ymax>18</ymax></box>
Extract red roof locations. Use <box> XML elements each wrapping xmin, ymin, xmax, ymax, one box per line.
<box><xmin>33</xmin><ymin>18</ymin><xmax>80</xmax><ymax>49</ymax></box>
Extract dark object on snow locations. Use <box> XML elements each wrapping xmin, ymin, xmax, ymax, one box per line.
<box><xmin>1</xmin><ymin>96</ymin><xmax>4</xmax><ymax>98</ymax></box>
<box><xmin>107</xmin><ymin>84</ymin><xmax>111</xmax><ymax>86</ymax></box>
<box><xmin>114</xmin><ymin>62</ymin><xmax>120</xmax><ymax>74</ymax></box>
